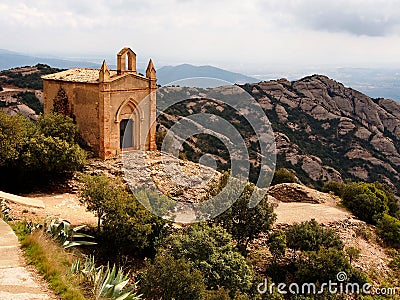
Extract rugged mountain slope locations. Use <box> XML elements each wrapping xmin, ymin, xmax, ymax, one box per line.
<box><xmin>157</xmin><ymin>75</ymin><xmax>400</xmax><ymax>191</ymax></box>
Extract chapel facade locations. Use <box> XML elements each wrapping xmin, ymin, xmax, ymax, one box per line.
<box><xmin>42</xmin><ymin>47</ymin><xmax>157</xmax><ymax>159</ymax></box>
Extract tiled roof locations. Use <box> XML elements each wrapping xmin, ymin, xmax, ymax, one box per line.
<box><xmin>42</xmin><ymin>68</ymin><xmax>118</xmax><ymax>83</ymax></box>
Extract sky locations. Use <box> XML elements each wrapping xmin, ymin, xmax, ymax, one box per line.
<box><xmin>1</xmin><ymin>0</ymin><xmax>400</xmax><ymax>73</ymax></box>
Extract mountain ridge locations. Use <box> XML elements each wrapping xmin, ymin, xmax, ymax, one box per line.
<box><xmin>1</xmin><ymin>64</ymin><xmax>399</xmax><ymax>192</ymax></box>
<box><xmin>156</xmin><ymin>74</ymin><xmax>400</xmax><ymax>192</ymax></box>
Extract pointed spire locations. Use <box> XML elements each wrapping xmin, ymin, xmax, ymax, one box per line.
<box><xmin>99</xmin><ymin>60</ymin><xmax>110</xmax><ymax>82</ymax></box>
<box><xmin>146</xmin><ymin>59</ymin><xmax>156</xmax><ymax>80</ymax></box>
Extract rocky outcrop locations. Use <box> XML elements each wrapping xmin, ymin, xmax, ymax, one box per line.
<box><xmin>241</xmin><ymin>75</ymin><xmax>400</xmax><ymax>190</ymax></box>
<box><xmin>268</xmin><ymin>183</ymin><xmax>335</xmax><ymax>204</ymax></box>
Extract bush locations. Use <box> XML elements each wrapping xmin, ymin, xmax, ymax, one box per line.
<box><xmin>164</xmin><ymin>224</ymin><xmax>255</xmax><ymax>296</ymax></box>
<box><xmin>322</xmin><ymin>181</ymin><xmax>345</xmax><ymax>197</ymax></box>
<box><xmin>373</xmin><ymin>182</ymin><xmax>400</xmax><ymax>219</ymax></box>
<box><xmin>79</xmin><ymin>174</ymin><xmax>167</xmax><ymax>258</ymax></box>
<box><xmin>267</xmin><ymin>230</ymin><xmax>286</xmax><ymax>259</ymax></box>
<box><xmin>79</xmin><ymin>174</ymin><xmax>119</xmax><ymax>230</ymax></box>
<box><xmin>376</xmin><ymin>214</ymin><xmax>400</xmax><ymax>248</ymax></box>
<box><xmin>0</xmin><ymin>111</ymin><xmax>86</xmax><ymax>190</ymax></box>
<box><xmin>294</xmin><ymin>247</ymin><xmax>366</xmax><ymax>285</ymax></box>
<box><xmin>286</xmin><ymin>219</ymin><xmax>343</xmax><ymax>252</ymax></box>
<box><xmin>271</xmin><ymin>168</ymin><xmax>297</xmax><ymax>185</ymax></box>
<box><xmin>139</xmin><ymin>254</ymin><xmax>206</xmax><ymax>300</ymax></box>
<box><xmin>22</xmin><ymin>134</ymin><xmax>86</xmax><ymax>175</ymax></box>
<box><xmin>38</xmin><ymin>113</ymin><xmax>79</xmax><ymax>144</ymax></box>
<box><xmin>342</xmin><ymin>182</ymin><xmax>388</xmax><ymax>224</ymax></box>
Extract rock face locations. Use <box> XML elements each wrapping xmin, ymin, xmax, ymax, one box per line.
<box><xmin>268</xmin><ymin>183</ymin><xmax>335</xmax><ymax>204</ymax></box>
<box><xmin>157</xmin><ymin>75</ymin><xmax>400</xmax><ymax>191</ymax></box>
<box><xmin>85</xmin><ymin>151</ymin><xmax>221</xmax><ymax>204</ymax></box>
<box><xmin>242</xmin><ymin>75</ymin><xmax>400</xmax><ymax>190</ymax></box>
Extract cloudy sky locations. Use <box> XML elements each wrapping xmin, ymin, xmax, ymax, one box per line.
<box><xmin>1</xmin><ymin>0</ymin><xmax>400</xmax><ymax>72</ymax></box>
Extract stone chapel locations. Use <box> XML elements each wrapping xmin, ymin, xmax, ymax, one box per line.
<box><xmin>42</xmin><ymin>47</ymin><xmax>157</xmax><ymax>159</ymax></box>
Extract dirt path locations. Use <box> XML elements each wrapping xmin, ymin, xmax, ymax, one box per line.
<box><xmin>8</xmin><ymin>193</ymin><xmax>96</xmax><ymax>226</ymax></box>
<box><xmin>274</xmin><ymin>201</ymin><xmax>352</xmax><ymax>225</ymax></box>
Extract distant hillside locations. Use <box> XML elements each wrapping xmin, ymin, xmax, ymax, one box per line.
<box><xmin>157</xmin><ymin>64</ymin><xmax>257</xmax><ymax>86</ymax></box>
<box><xmin>0</xmin><ymin>49</ymin><xmax>100</xmax><ymax>70</ymax></box>
<box><xmin>156</xmin><ymin>75</ymin><xmax>400</xmax><ymax>193</ymax></box>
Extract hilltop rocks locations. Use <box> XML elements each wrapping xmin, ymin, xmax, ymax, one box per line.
<box><xmin>268</xmin><ymin>183</ymin><xmax>335</xmax><ymax>204</ymax></box>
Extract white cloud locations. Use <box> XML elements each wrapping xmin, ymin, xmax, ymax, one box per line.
<box><xmin>0</xmin><ymin>0</ymin><xmax>399</xmax><ymax>69</ymax></box>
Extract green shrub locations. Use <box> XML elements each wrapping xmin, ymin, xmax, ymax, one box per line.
<box><xmin>79</xmin><ymin>174</ymin><xmax>167</xmax><ymax>258</ymax></box>
<box><xmin>38</xmin><ymin>113</ymin><xmax>79</xmax><ymax>144</ymax></box>
<box><xmin>139</xmin><ymin>253</ymin><xmax>206</xmax><ymax>300</ymax></box>
<box><xmin>286</xmin><ymin>219</ymin><xmax>343</xmax><ymax>252</ymax></box>
<box><xmin>267</xmin><ymin>230</ymin><xmax>287</xmax><ymax>259</ymax></box>
<box><xmin>376</xmin><ymin>214</ymin><xmax>400</xmax><ymax>248</ymax></box>
<box><xmin>322</xmin><ymin>181</ymin><xmax>345</xmax><ymax>197</ymax></box>
<box><xmin>0</xmin><ymin>111</ymin><xmax>86</xmax><ymax>191</ymax></box>
<box><xmin>373</xmin><ymin>182</ymin><xmax>400</xmax><ymax>219</ymax></box>
<box><xmin>342</xmin><ymin>182</ymin><xmax>388</xmax><ymax>224</ymax></box>
<box><xmin>0</xmin><ymin>111</ymin><xmax>29</xmax><ymax>166</ymax></box>
<box><xmin>271</xmin><ymin>168</ymin><xmax>297</xmax><ymax>185</ymax></box>
<box><xmin>22</xmin><ymin>134</ymin><xmax>86</xmax><ymax>174</ymax></box>
<box><xmin>164</xmin><ymin>224</ymin><xmax>255</xmax><ymax>296</ymax></box>
<box><xmin>294</xmin><ymin>247</ymin><xmax>367</xmax><ymax>285</ymax></box>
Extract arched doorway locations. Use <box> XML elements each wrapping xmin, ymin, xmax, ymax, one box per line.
<box><xmin>120</xmin><ymin>118</ymin><xmax>133</xmax><ymax>149</ymax></box>
<box><xmin>116</xmin><ymin>98</ymin><xmax>142</xmax><ymax>151</ymax></box>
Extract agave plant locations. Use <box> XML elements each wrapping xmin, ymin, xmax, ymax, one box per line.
<box><xmin>0</xmin><ymin>199</ymin><xmax>12</xmax><ymax>221</ymax></box>
<box><xmin>94</xmin><ymin>264</ymin><xmax>142</xmax><ymax>300</ymax></box>
<box><xmin>46</xmin><ymin>219</ymin><xmax>97</xmax><ymax>248</ymax></box>
<box><xmin>70</xmin><ymin>255</ymin><xmax>141</xmax><ymax>300</ymax></box>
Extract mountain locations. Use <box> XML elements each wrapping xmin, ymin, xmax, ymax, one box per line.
<box><xmin>2</xmin><ymin>63</ymin><xmax>399</xmax><ymax>192</ymax></box>
<box><xmin>0</xmin><ymin>49</ymin><xmax>100</xmax><ymax>70</ymax></box>
<box><xmin>156</xmin><ymin>75</ymin><xmax>400</xmax><ymax>192</ymax></box>
<box><xmin>156</xmin><ymin>64</ymin><xmax>257</xmax><ymax>86</ymax></box>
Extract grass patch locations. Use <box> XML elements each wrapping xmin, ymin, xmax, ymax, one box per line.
<box><xmin>11</xmin><ymin>222</ymin><xmax>89</xmax><ymax>300</ymax></box>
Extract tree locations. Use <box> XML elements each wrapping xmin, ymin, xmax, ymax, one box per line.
<box><xmin>342</xmin><ymin>182</ymin><xmax>388</xmax><ymax>224</ymax></box>
<box><xmin>139</xmin><ymin>253</ymin><xmax>206</xmax><ymax>300</ymax></box>
<box><xmin>78</xmin><ymin>174</ymin><xmax>118</xmax><ymax>230</ymax></box>
<box><xmin>164</xmin><ymin>224</ymin><xmax>255</xmax><ymax>296</ymax></box>
<box><xmin>79</xmin><ymin>174</ymin><xmax>167</xmax><ymax>257</ymax></box>
<box><xmin>271</xmin><ymin>168</ymin><xmax>297</xmax><ymax>185</ymax></box>
<box><xmin>0</xmin><ymin>111</ymin><xmax>29</xmax><ymax>166</ymax></box>
<box><xmin>212</xmin><ymin>172</ymin><xmax>276</xmax><ymax>253</ymax></box>
<box><xmin>22</xmin><ymin>134</ymin><xmax>85</xmax><ymax>175</ymax></box>
<box><xmin>286</xmin><ymin>219</ymin><xmax>343</xmax><ymax>252</ymax></box>
<box><xmin>373</xmin><ymin>182</ymin><xmax>400</xmax><ymax>219</ymax></box>
<box><xmin>52</xmin><ymin>87</ymin><xmax>71</xmax><ymax>116</ymax></box>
